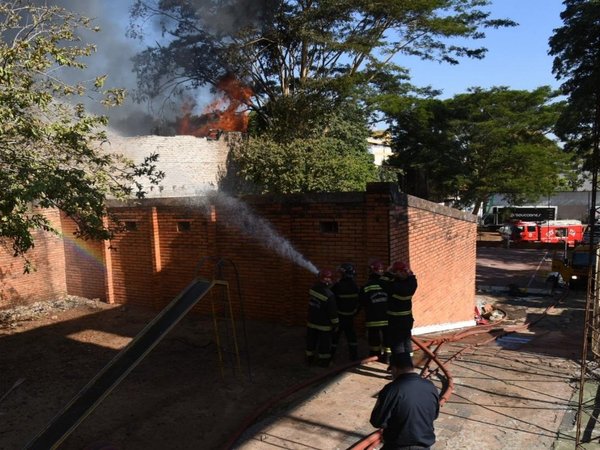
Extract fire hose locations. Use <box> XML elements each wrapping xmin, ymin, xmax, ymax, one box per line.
<box><xmin>224</xmin><ymin>289</ymin><xmax>568</xmax><ymax>449</ymax></box>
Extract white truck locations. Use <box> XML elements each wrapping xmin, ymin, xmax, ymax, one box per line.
<box><xmin>480</xmin><ymin>205</ymin><xmax>558</xmax><ymax>229</ymax></box>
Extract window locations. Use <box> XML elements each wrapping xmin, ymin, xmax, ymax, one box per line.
<box><xmin>177</xmin><ymin>221</ymin><xmax>191</xmax><ymax>232</ymax></box>
<box><xmin>320</xmin><ymin>221</ymin><xmax>339</xmax><ymax>233</ymax></box>
<box><xmin>124</xmin><ymin>221</ymin><xmax>137</xmax><ymax>231</ymax></box>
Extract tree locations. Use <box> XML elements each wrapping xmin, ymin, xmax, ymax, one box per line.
<box><xmin>383</xmin><ymin>87</ymin><xmax>571</xmax><ymax>214</ymax></box>
<box><xmin>129</xmin><ymin>0</ymin><xmax>514</xmax><ymax>195</ymax></box>
<box><xmin>0</xmin><ymin>1</ymin><xmax>162</xmax><ymax>269</ymax></box>
<box><xmin>129</xmin><ymin>0</ymin><xmax>515</xmax><ymax>128</ymax></box>
<box><xmin>549</xmin><ymin>0</ymin><xmax>600</xmax><ymax>184</ymax></box>
<box><xmin>229</xmin><ymin>102</ymin><xmax>378</xmax><ymax>193</ymax></box>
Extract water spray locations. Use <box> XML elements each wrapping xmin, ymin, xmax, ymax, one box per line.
<box><xmin>194</xmin><ymin>191</ymin><xmax>319</xmax><ymax>274</ymax></box>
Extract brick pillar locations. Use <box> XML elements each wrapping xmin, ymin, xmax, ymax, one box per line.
<box><xmin>149</xmin><ymin>207</ymin><xmax>162</xmax><ymax>309</ymax></box>
<box><xmin>102</xmin><ymin>215</ymin><xmax>115</xmax><ymax>304</ymax></box>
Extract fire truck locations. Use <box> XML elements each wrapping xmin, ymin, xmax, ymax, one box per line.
<box><xmin>501</xmin><ymin>219</ymin><xmax>585</xmax><ymax>247</ymax></box>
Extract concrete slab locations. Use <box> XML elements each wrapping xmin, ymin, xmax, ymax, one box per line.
<box><xmin>235</xmin><ymin>366</ymin><xmax>387</xmax><ymax>449</ymax></box>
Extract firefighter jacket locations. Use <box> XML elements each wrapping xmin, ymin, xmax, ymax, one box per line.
<box><xmin>332</xmin><ymin>277</ymin><xmax>360</xmax><ymax>318</ymax></box>
<box><xmin>307</xmin><ymin>281</ymin><xmax>339</xmax><ymax>331</ymax></box>
<box><xmin>359</xmin><ymin>275</ymin><xmax>389</xmax><ymax>328</ymax></box>
<box><xmin>379</xmin><ymin>271</ymin><xmax>395</xmax><ymax>292</ymax></box>
<box><xmin>386</xmin><ymin>274</ymin><xmax>418</xmax><ymax>320</ymax></box>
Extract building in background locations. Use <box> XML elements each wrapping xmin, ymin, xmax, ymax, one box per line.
<box><xmin>367</xmin><ymin>131</ymin><xmax>393</xmax><ymax>166</ymax></box>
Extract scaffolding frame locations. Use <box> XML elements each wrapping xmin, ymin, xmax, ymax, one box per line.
<box><xmin>576</xmin><ymin>121</ymin><xmax>600</xmax><ymax>446</ymax></box>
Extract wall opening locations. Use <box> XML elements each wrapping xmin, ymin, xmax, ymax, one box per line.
<box><xmin>177</xmin><ymin>221</ymin><xmax>192</xmax><ymax>232</ymax></box>
<box><xmin>124</xmin><ymin>221</ymin><xmax>138</xmax><ymax>232</ymax></box>
<box><xmin>319</xmin><ymin>221</ymin><xmax>339</xmax><ymax>233</ymax></box>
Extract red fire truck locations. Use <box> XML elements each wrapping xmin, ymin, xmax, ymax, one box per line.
<box><xmin>501</xmin><ymin>220</ymin><xmax>585</xmax><ymax>247</ymax></box>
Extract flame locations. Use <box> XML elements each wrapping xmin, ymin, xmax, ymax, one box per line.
<box><xmin>177</xmin><ymin>74</ymin><xmax>252</xmax><ymax>137</ymax></box>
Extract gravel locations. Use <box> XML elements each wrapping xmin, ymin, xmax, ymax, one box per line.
<box><xmin>0</xmin><ymin>296</ymin><xmax>103</xmax><ymax>328</ymax></box>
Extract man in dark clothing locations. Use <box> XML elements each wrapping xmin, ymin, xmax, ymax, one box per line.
<box><xmin>359</xmin><ymin>260</ymin><xmax>391</xmax><ymax>364</ymax></box>
<box><xmin>385</xmin><ymin>261</ymin><xmax>418</xmax><ymax>356</ymax></box>
<box><xmin>331</xmin><ymin>263</ymin><xmax>360</xmax><ymax>361</ymax></box>
<box><xmin>370</xmin><ymin>353</ymin><xmax>439</xmax><ymax>450</ymax></box>
<box><xmin>306</xmin><ymin>269</ymin><xmax>339</xmax><ymax>367</ymax></box>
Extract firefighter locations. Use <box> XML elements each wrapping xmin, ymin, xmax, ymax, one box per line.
<box><xmin>359</xmin><ymin>260</ymin><xmax>391</xmax><ymax>364</ymax></box>
<box><xmin>306</xmin><ymin>268</ymin><xmax>339</xmax><ymax>367</ymax></box>
<box><xmin>385</xmin><ymin>261</ymin><xmax>418</xmax><ymax>357</ymax></box>
<box><xmin>331</xmin><ymin>263</ymin><xmax>360</xmax><ymax>361</ymax></box>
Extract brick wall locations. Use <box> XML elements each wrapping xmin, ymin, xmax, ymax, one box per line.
<box><xmin>0</xmin><ymin>208</ymin><xmax>67</xmax><ymax>307</ymax></box>
<box><xmin>104</xmin><ymin>134</ymin><xmax>231</xmax><ymax>197</ymax></box>
<box><xmin>404</xmin><ymin>196</ymin><xmax>477</xmax><ymax>332</ymax></box>
<box><xmin>99</xmin><ymin>183</ymin><xmax>476</xmax><ymax>333</ymax></box>
<box><xmin>0</xmin><ymin>183</ymin><xmax>477</xmax><ymax>333</ymax></box>
<box><xmin>61</xmin><ymin>212</ymin><xmax>107</xmax><ymax>302</ymax></box>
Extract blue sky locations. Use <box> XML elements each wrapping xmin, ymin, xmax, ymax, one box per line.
<box><xmin>404</xmin><ymin>0</ymin><xmax>566</xmax><ymax>98</ymax></box>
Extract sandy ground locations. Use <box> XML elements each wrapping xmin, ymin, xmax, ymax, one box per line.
<box><xmin>0</xmin><ymin>300</ymin><xmax>318</xmax><ymax>450</ymax></box>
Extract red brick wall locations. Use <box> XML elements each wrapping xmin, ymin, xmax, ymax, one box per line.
<box><xmin>404</xmin><ymin>196</ymin><xmax>477</xmax><ymax>331</ymax></box>
<box><xmin>0</xmin><ymin>208</ymin><xmax>67</xmax><ymax>307</ymax></box>
<box><xmin>1</xmin><ymin>184</ymin><xmax>477</xmax><ymax>334</ymax></box>
<box><xmin>99</xmin><ymin>183</ymin><xmax>476</xmax><ymax>332</ymax></box>
<box><xmin>61</xmin><ymin>212</ymin><xmax>107</xmax><ymax>302</ymax></box>
<box><xmin>103</xmin><ymin>208</ymin><xmax>157</xmax><ymax>309</ymax></box>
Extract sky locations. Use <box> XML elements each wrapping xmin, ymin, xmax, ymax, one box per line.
<box><xmin>45</xmin><ymin>0</ymin><xmax>568</xmax><ymax>134</ymax></box>
<box><xmin>404</xmin><ymin>0</ymin><xmax>566</xmax><ymax>98</ymax></box>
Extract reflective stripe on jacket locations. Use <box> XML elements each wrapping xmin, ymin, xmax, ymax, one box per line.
<box><xmin>386</xmin><ymin>275</ymin><xmax>417</xmax><ymax>319</ymax></box>
<box><xmin>307</xmin><ymin>282</ymin><xmax>339</xmax><ymax>329</ymax></box>
<box><xmin>360</xmin><ymin>276</ymin><xmax>389</xmax><ymax>327</ymax></box>
<box><xmin>332</xmin><ymin>278</ymin><xmax>360</xmax><ymax>316</ymax></box>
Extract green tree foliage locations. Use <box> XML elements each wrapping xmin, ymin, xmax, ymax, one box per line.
<box><xmin>383</xmin><ymin>87</ymin><xmax>571</xmax><ymax>214</ymax></box>
<box><xmin>0</xmin><ymin>1</ymin><xmax>162</xmax><ymax>268</ymax></box>
<box><xmin>549</xmin><ymin>0</ymin><xmax>600</xmax><ymax>175</ymax></box>
<box><xmin>231</xmin><ymin>103</ymin><xmax>378</xmax><ymax>193</ymax></box>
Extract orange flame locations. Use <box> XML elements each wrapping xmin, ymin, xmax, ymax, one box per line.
<box><xmin>177</xmin><ymin>74</ymin><xmax>252</xmax><ymax>137</ymax></box>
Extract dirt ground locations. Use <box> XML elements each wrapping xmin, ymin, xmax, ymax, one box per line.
<box><xmin>0</xmin><ymin>239</ymin><xmax>591</xmax><ymax>450</ymax></box>
<box><xmin>0</xmin><ymin>299</ymin><xmax>317</xmax><ymax>450</ymax></box>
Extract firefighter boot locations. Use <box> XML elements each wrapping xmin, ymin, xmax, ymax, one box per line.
<box><xmin>349</xmin><ymin>346</ymin><xmax>358</xmax><ymax>361</ymax></box>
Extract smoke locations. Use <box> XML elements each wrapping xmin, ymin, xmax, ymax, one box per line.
<box><xmin>30</xmin><ymin>0</ymin><xmax>204</xmax><ymax>136</ymax></box>
<box><xmin>193</xmin><ymin>191</ymin><xmax>319</xmax><ymax>274</ymax></box>
<box><xmin>37</xmin><ymin>0</ymin><xmax>270</xmax><ymax>136</ymax></box>
<box><xmin>27</xmin><ymin>1</ymin><xmax>145</xmax><ymax>135</ymax></box>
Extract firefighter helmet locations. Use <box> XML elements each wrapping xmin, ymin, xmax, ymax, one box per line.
<box><xmin>318</xmin><ymin>269</ymin><xmax>334</xmax><ymax>285</ymax></box>
<box><xmin>369</xmin><ymin>260</ymin><xmax>386</xmax><ymax>275</ymax></box>
<box><xmin>338</xmin><ymin>262</ymin><xmax>356</xmax><ymax>278</ymax></box>
<box><xmin>390</xmin><ymin>261</ymin><xmax>410</xmax><ymax>276</ymax></box>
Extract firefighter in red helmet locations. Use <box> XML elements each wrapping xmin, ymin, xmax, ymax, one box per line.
<box><xmin>385</xmin><ymin>261</ymin><xmax>418</xmax><ymax>357</ymax></box>
<box><xmin>359</xmin><ymin>259</ymin><xmax>391</xmax><ymax>363</ymax></box>
<box><xmin>331</xmin><ymin>263</ymin><xmax>360</xmax><ymax>361</ymax></box>
<box><xmin>305</xmin><ymin>268</ymin><xmax>339</xmax><ymax>367</ymax></box>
